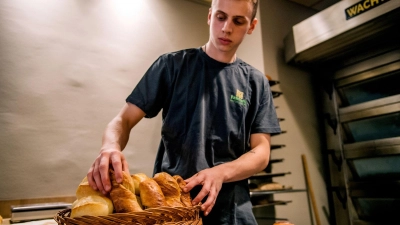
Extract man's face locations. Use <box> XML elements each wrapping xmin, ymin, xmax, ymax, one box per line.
<box><xmin>208</xmin><ymin>0</ymin><xmax>257</xmax><ymax>55</ymax></box>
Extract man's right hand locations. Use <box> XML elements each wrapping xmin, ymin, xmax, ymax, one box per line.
<box><xmin>87</xmin><ymin>149</ymin><xmax>129</xmax><ymax>195</ymax></box>
<box><xmin>86</xmin><ymin>103</ymin><xmax>145</xmax><ymax>195</ymax></box>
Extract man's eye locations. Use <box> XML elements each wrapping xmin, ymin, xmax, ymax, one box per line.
<box><xmin>234</xmin><ymin>19</ymin><xmax>244</xmax><ymax>25</ymax></box>
<box><xmin>217</xmin><ymin>15</ymin><xmax>226</xmax><ymax>21</ymax></box>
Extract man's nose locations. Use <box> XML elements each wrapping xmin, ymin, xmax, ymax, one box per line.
<box><xmin>222</xmin><ymin>20</ymin><xmax>233</xmax><ymax>33</ymax></box>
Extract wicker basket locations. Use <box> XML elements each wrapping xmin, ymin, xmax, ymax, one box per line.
<box><xmin>54</xmin><ymin>206</ymin><xmax>202</xmax><ymax>225</ymax></box>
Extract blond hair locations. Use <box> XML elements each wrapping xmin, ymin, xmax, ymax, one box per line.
<box><xmin>211</xmin><ymin>0</ymin><xmax>258</xmax><ymax>21</ymax></box>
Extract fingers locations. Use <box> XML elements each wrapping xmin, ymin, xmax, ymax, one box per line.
<box><xmin>183</xmin><ymin>173</ymin><xmax>200</xmax><ymax>193</ymax></box>
<box><xmin>111</xmin><ymin>153</ymin><xmax>124</xmax><ymax>183</ymax></box>
<box><xmin>191</xmin><ymin>182</ymin><xmax>209</xmax><ymax>206</ymax></box>
<box><xmin>121</xmin><ymin>154</ymin><xmax>130</xmax><ymax>173</ymax></box>
<box><xmin>185</xmin><ymin>170</ymin><xmax>222</xmax><ymax>216</ymax></box>
<box><xmin>87</xmin><ymin>165</ymin><xmax>98</xmax><ymax>190</ymax></box>
<box><xmin>87</xmin><ymin>150</ymin><xmax>128</xmax><ymax>195</ymax></box>
<box><xmin>201</xmin><ymin>186</ymin><xmax>218</xmax><ymax>216</ymax></box>
<box><xmin>99</xmin><ymin>154</ymin><xmax>111</xmax><ymax>193</ymax></box>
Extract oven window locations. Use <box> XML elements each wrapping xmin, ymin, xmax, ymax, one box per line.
<box><xmin>350</xmin><ymin>155</ymin><xmax>400</xmax><ymax>180</ymax></box>
<box><xmin>354</xmin><ymin>198</ymin><xmax>400</xmax><ymax>220</ymax></box>
<box><xmin>338</xmin><ymin>70</ymin><xmax>400</xmax><ymax>107</ymax></box>
<box><xmin>343</xmin><ymin>112</ymin><xmax>400</xmax><ymax>143</ymax></box>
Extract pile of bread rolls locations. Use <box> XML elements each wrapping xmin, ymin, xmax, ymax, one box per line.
<box><xmin>71</xmin><ymin>170</ymin><xmax>192</xmax><ymax>218</ymax></box>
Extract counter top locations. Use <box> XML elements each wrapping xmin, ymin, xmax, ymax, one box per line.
<box><xmin>2</xmin><ymin>218</ymin><xmax>57</xmax><ymax>225</ymax></box>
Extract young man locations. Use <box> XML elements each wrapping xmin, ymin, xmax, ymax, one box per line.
<box><xmin>87</xmin><ymin>0</ymin><xmax>281</xmax><ymax>224</ymax></box>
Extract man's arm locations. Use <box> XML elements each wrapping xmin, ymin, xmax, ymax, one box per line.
<box><xmin>87</xmin><ymin>102</ymin><xmax>145</xmax><ymax>195</ymax></box>
<box><xmin>184</xmin><ymin>133</ymin><xmax>271</xmax><ymax>215</ymax></box>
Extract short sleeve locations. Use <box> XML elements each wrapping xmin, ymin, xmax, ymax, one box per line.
<box><xmin>126</xmin><ymin>55</ymin><xmax>171</xmax><ymax>118</ymax></box>
<box><xmin>250</xmin><ymin>78</ymin><xmax>281</xmax><ymax>135</ymax></box>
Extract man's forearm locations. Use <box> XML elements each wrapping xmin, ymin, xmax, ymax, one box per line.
<box><xmin>217</xmin><ymin>133</ymin><xmax>271</xmax><ymax>183</ymax></box>
<box><xmin>100</xmin><ymin>103</ymin><xmax>146</xmax><ymax>153</ymax></box>
<box><xmin>101</xmin><ymin>117</ymin><xmax>131</xmax><ymax>152</ymax></box>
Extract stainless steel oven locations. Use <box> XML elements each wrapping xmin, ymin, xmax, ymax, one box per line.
<box><xmin>334</xmin><ymin>49</ymin><xmax>400</xmax><ymax>225</ymax></box>
<box><xmin>284</xmin><ymin>1</ymin><xmax>400</xmax><ymax>224</ymax></box>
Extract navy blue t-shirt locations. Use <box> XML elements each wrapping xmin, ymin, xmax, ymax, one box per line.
<box><xmin>126</xmin><ymin>47</ymin><xmax>281</xmax><ymax>224</ymax></box>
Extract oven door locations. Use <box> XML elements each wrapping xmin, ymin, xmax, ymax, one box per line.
<box><xmin>344</xmin><ymin>137</ymin><xmax>400</xmax><ymax>223</ymax></box>
<box><xmin>334</xmin><ymin>49</ymin><xmax>400</xmax><ymax>224</ymax></box>
<box><xmin>339</xmin><ymin>95</ymin><xmax>400</xmax><ymax>144</ymax></box>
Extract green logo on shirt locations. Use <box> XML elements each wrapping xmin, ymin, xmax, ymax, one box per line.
<box><xmin>231</xmin><ymin>90</ymin><xmax>247</xmax><ymax>106</ymax></box>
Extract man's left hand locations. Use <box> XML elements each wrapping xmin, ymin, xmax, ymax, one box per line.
<box><xmin>184</xmin><ymin>167</ymin><xmax>224</xmax><ymax>216</ymax></box>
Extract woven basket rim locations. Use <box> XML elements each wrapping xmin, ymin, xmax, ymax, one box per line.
<box><xmin>54</xmin><ymin>205</ymin><xmax>202</xmax><ymax>225</ymax></box>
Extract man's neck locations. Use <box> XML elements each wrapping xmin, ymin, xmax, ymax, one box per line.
<box><xmin>203</xmin><ymin>43</ymin><xmax>237</xmax><ymax>64</ymax></box>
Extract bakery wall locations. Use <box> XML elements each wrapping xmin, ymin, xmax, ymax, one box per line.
<box><xmin>0</xmin><ymin>0</ymin><xmax>207</xmax><ymax>199</ymax></box>
<box><xmin>259</xmin><ymin>1</ymin><xmax>330</xmax><ymax>225</ymax></box>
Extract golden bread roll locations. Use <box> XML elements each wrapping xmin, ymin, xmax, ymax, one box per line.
<box><xmin>0</xmin><ymin>215</ymin><xmax>3</xmax><ymax>224</ymax></box>
<box><xmin>71</xmin><ymin>195</ymin><xmax>113</xmax><ymax>218</ymax></box>
<box><xmin>154</xmin><ymin>172</ymin><xmax>184</xmax><ymax>207</ymax></box>
<box><xmin>131</xmin><ymin>173</ymin><xmax>149</xmax><ymax>195</ymax></box>
<box><xmin>71</xmin><ymin>177</ymin><xmax>113</xmax><ymax>218</ymax></box>
<box><xmin>76</xmin><ymin>176</ymin><xmax>106</xmax><ymax>199</ymax></box>
<box><xmin>139</xmin><ymin>178</ymin><xmax>167</xmax><ymax>208</ymax></box>
<box><xmin>259</xmin><ymin>182</ymin><xmax>284</xmax><ymax>191</ymax></box>
<box><xmin>110</xmin><ymin>184</ymin><xmax>143</xmax><ymax>212</ymax></box>
<box><xmin>110</xmin><ymin>169</ymin><xmax>135</xmax><ymax>194</ymax></box>
<box><xmin>110</xmin><ymin>169</ymin><xmax>143</xmax><ymax>212</ymax></box>
<box><xmin>173</xmin><ymin>175</ymin><xmax>193</xmax><ymax>207</ymax></box>
<box><xmin>154</xmin><ymin>172</ymin><xmax>181</xmax><ymax>197</ymax></box>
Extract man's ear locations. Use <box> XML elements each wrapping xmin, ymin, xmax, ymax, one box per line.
<box><xmin>247</xmin><ymin>18</ymin><xmax>258</xmax><ymax>34</ymax></box>
<box><xmin>207</xmin><ymin>8</ymin><xmax>212</xmax><ymax>25</ymax></box>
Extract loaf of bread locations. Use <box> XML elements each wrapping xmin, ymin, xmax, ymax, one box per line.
<box><xmin>154</xmin><ymin>172</ymin><xmax>184</xmax><ymax>207</ymax></box>
<box><xmin>139</xmin><ymin>177</ymin><xmax>167</xmax><ymax>208</ymax></box>
<box><xmin>259</xmin><ymin>182</ymin><xmax>284</xmax><ymax>191</ymax></box>
<box><xmin>173</xmin><ymin>175</ymin><xmax>193</xmax><ymax>207</ymax></box>
<box><xmin>110</xmin><ymin>184</ymin><xmax>143</xmax><ymax>212</ymax></box>
<box><xmin>71</xmin><ymin>177</ymin><xmax>113</xmax><ymax>218</ymax></box>
<box><xmin>110</xmin><ymin>169</ymin><xmax>135</xmax><ymax>193</ymax></box>
<box><xmin>131</xmin><ymin>173</ymin><xmax>149</xmax><ymax>195</ymax></box>
<box><xmin>110</xmin><ymin>170</ymin><xmax>143</xmax><ymax>212</ymax></box>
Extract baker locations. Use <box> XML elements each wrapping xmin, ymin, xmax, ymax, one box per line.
<box><xmin>87</xmin><ymin>0</ymin><xmax>281</xmax><ymax>224</ymax></box>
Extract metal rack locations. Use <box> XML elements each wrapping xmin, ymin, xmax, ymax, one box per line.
<box><xmin>251</xmin><ymin>79</ymin><xmax>308</xmax><ymax>225</ymax></box>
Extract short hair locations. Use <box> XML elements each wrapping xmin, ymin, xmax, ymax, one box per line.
<box><xmin>212</xmin><ymin>0</ymin><xmax>258</xmax><ymax>21</ymax></box>
<box><xmin>249</xmin><ymin>0</ymin><xmax>258</xmax><ymax>21</ymax></box>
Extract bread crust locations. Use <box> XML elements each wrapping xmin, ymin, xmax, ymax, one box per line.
<box><xmin>173</xmin><ymin>175</ymin><xmax>193</xmax><ymax>207</ymax></box>
<box><xmin>139</xmin><ymin>178</ymin><xmax>167</xmax><ymax>208</ymax></box>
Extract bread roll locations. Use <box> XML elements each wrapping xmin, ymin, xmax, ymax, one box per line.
<box><xmin>259</xmin><ymin>182</ymin><xmax>284</xmax><ymax>191</ymax></box>
<box><xmin>173</xmin><ymin>175</ymin><xmax>193</xmax><ymax>207</ymax></box>
<box><xmin>75</xmin><ymin>176</ymin><xmax>106</xmax><ymax>199</ymax></box>
<box><xmin>154</xmin><ymin>172</ymin><xmax>184</xmax><ymax>207</ymax></box>
<box><xmin>71</xmin><ymin>177</ymin><xmax>113</xmax><ymax>218</ymax></box>
<box><xmin>110</xmin><ymin>169</ymin><xmax>143</xmax><ymax>212</ymax></box>
<box><xmin>71</xmin><ymin>195</ymin><xmax>113</xmax><ymax>218</ymax></box>
<box><xmin>110</xmin><ymin>169</ymin><xmax>135</xmax><ymax>194</ymax></box>
<box><xmin>131</xmin><ymin>173</ymin><xmax>149</xmax><ymax>195</ymax></box>
<box><xmin>110</xmin><ymin>184</ymin><xmax>143</xmax><ymax>212</ymax></box>
<box><xmin>139</xmin><ymin>178</ymin><xmax>167</xmax><ymax>208</ymax></box>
